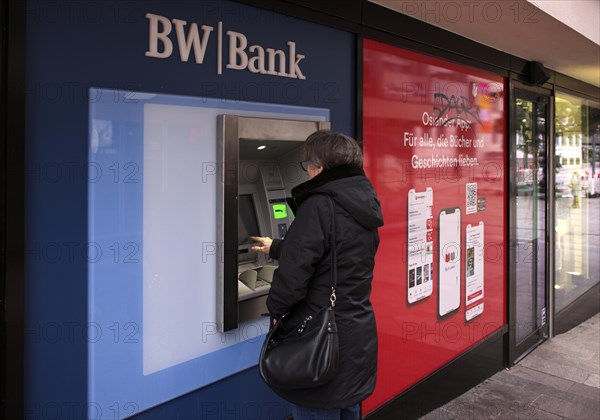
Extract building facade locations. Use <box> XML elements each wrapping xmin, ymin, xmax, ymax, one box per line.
<box><xmin>2</xmin><ymin>1</ymin><xmax>599</xmax><ymax>419</ymax></box>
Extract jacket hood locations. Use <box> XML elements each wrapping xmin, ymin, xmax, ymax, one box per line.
<box><xmin>292</xmin><ymin>165</ymin><xmax>384</xmax><ymax>230</ymax></box>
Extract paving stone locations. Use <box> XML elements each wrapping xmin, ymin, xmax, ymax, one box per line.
<box><xmin>557</xmin><ymin>321</ymin><xmax>599</xmax><ymax>343</ymax></box>
<box><xmin>441</xmin><ymin>399</ymin><xmax>503</xmax><ymax>420</ymax></box>
<box><xmin>519</xmin><ymin>353</ymin><xmax>591</xmax><ymax>383</ymax></box>
<box><xmin>427</xmin><ymin>407</ymin><xmax>472</xmax><ymax>420</ymax></box>
<box><xmin>525</xmin><ymin>407</ymin><xmax>564</xmax><ymax>420</ymax></box>
<box><xmin>419</xmin><ymin>407</ymin><xmax>473</xmax><ymax>420</ymax></box>
<box><xmin>574</xmin><ymin>359</ymin><xmax>600</xmax><ymax>375</ymax></box>
<box><xmin>507</xmin><ymin>365</ymin><xmax>574</xmax><ymax>391</ymax></box>
<box><xmin>492</xmin><ymin>371</ymin><xmax>533</xmax><ymax>388</ymax></box>
<box><xmin>544</xmin><ymin>339</ymin><xmax>597</xmax><ymax>360</ymax></box>
<box><xmin>562</xmin><ymin>333</ymin><xmax>600</xmax><ymax>353</ymax></box>
<box><xmin>531</xmin><ymin>345</ymin><xmax>600</xmax><ymax>375</ymax></box>
<box><xmin>500</xmin><ymin>367</ymin><xmax>600</xmax><ymax>408</ymax></box>
<box><xmin>431</xmin><ymin>386</ymin><xmax>500</xmax><ymax>419</ymax></box>
<box><xmin>481</xmin><ymin>377</ymin><xmax>541</xmax><ymax>405</ymax></box>
<box><xmin>524</xmin><ymin>381</ymin><xmax>600</xmax><ymax>409</ymax></box>
<box><xmin>439</xmin><ymin>385</ymin><xmax>541</xmax><ymax>418</ymax></box>
<box><xmin>583</xmin><ymin>373</ymin><xmax>600</xmax><ymax>388</ymax></box>
<box><xmin>551</xmin><ymin>352</ymin><xmax>599</xmax><ymax>369</ymax></box>
<box><xmin>567</xmin><ymin>382</ymin><xmax>600</xmax><ymax>401</ymax></box>
<box><xmin>419</xmin><ymin>314</ymin><xmax>600</xmax><ymax>420</ymax></box>
<box><xmin>533</xmin><ymin>393</ymin><xmax>600</xmax><ymax>420</ymax></box>
<box><xmin>473</xmin><ymin>399</ymin><xmax>544</xmax><ymax>420</ymax></box>
<box><xmin>567</xmin><ymin>324</ymin><xmax>600</xmax><ymax>337</ymax></box>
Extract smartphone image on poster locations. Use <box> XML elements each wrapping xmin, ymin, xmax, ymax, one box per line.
<box><xmin>465</xmin><ymin>222</ymin><xmax>484</xmax><ymax>321</ymax></box>
<box><xmin>438</xmin><ymin>207</ymin><xmax>461</xmax><ymax>317</ymax></box>
<box><xmin>407</xmin><ymin>188</ymin><xmax>434</xmax><ymax>304</ymax></box>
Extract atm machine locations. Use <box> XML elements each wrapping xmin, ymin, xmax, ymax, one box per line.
<box><xmin>217</xmin><ymin>116</ymin><xmax>331</xmax><ymax>332</ymax></box>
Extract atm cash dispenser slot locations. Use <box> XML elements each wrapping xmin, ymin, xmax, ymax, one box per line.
<box><xmin>217</xmin><ymin>115</ymin><xmax>330</xmax><ymax>332</ymax></box>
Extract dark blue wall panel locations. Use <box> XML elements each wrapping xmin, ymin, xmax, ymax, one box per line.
<box><xmin>25</xmin><ymin>0</ymin><xmax>354</xmax><ymax>418</ymax></box>
<box><xmin>133</xmin><ymin>367</ymin><xmax>291</xmax><ymax>420</ymax></box>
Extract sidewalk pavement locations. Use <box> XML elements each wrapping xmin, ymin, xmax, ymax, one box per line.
<box><xmin>421</xmin><ymin>314</ymin><xmax>600</xmax><ymax>419</ymax></box>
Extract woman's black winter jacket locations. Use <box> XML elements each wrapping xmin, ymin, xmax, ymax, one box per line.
<box><xmin>265</xmin><ymin>165</ymin><xmax>384</xmax><ymax>409</ymax></box>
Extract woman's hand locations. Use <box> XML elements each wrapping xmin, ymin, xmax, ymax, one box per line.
<box><xmin>250</xmin><ymin>236</ymin><xmax>273</xmax><ymax>254</ymax></box>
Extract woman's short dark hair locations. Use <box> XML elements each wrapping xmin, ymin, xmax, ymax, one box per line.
<box><xmin>304</xmin><ymin>130</ymin><xmax>363</xmax><ymax>170</ymax></box>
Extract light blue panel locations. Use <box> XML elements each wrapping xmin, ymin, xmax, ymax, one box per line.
<box><xmin>88</xmin><ymin>89</ymin><xmax>328</xmax><ymax>418</ymax></box>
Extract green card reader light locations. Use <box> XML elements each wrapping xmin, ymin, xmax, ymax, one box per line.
<box><xmin>272</xmin><ymin>203</ymin><xmax>287</xmax><ymax>219</ymax></box>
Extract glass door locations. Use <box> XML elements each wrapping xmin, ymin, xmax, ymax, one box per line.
<box><xmin>509</xmin><ymin>88</ymin><xmax>551</xmax><ymax>364</ymax></box>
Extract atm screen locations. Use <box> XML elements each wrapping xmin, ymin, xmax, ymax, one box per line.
<box><xmin>238</xmin><ymin>194</ymin><xmax>261</xmax><ymax>245</ymax></box>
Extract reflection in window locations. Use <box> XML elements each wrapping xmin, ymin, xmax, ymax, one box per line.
<box><xmin>554</xmin><ymin>93</ymin><xmax>600</xmax><ymax>312</ymax></box>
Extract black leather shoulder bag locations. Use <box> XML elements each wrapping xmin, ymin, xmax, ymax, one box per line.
<box><xmin>259</xmin><ymin>196</ymin><xmax>339</xmax><ymax>390</ymax></box>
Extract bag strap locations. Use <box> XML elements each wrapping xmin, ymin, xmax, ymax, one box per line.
<box><xmin>326</xmin><ymin>196</ymin><xmax>337</xmax><ymax>308</ymax></box>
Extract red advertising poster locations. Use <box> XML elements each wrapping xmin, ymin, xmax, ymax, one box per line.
<box><xmin>362</xmin><ymin>39</ymin><xmax>506</xmax><ymax>413</ymax></box>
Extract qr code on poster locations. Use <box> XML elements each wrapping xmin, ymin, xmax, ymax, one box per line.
<box><xmin>466</xmin><ymin>183</ymin><xmax>477</xmax><ymax>214</ymax></box>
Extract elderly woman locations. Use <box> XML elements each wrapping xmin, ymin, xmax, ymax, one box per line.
<box><xmin>252</xmin><ymin>130</ymin><xmax>384</xmax><ymax>420</ymax></box>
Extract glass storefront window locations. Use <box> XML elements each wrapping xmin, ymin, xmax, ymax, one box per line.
<box><xmin>554</xmin><ymin>93</ymin><xmax>600</xmax><ymax>312</ymax></box>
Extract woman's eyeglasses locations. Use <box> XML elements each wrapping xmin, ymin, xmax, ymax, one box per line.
<box><xmin>299</xmin><ymin>161</ymin><xmax>310</xmax><ymax>171</ymax></box>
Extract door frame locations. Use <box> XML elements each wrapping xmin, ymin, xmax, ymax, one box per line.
<box><xmin>508</xmin><ymin>81</ymin><xmax>555</xmax><ymax>365</ymax></box>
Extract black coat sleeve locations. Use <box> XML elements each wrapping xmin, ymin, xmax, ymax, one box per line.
<box><xmin>268</xmin><ymin>238</ymin><xmax>283</xmax><ymax>260</ymax></box>
<box><xmin>266</xmin><ymin>195</ymin><xmax>331</xmax><ymax>317</ymax></box>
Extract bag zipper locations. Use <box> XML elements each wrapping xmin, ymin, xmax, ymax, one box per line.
<box><xmin>297</xmin><ymin>315</ymin><xmax>313</xmax><ymax>333</ymax></box>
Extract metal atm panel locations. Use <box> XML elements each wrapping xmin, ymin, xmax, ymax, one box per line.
<box><xmin>217</xmin><ymin>116</ymin><xmax>330</xmax><ymax>332</ymax></box>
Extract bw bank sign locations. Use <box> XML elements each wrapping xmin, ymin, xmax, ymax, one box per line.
<box><xmin>145</xmin><ymin>13</ymin><xmax>307</xmax><ymax>80</ymax></box>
